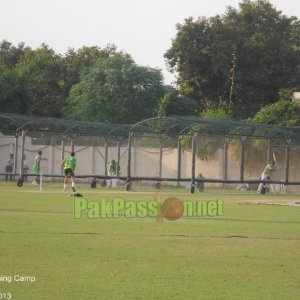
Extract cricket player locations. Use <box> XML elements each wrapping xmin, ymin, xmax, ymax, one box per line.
<box><xmin>257</xmin><ymin>160</ymin><xmax>279</xmax><ymax>194</ymax></box>
<box><xmin>62</xmin><ymin>152</ymin><xmax>77</xmax><ymax>192</ymax></box>
<box><xmin>32</xmin><ymin>151</ymin><xmax>47</xmax><ymax>185</ymax></box>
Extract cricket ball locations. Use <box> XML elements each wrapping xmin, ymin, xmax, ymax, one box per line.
<box><xmin>161</xmin><ymin>197</ymin><xmax>184</xmax><ymax>221</ymax></box>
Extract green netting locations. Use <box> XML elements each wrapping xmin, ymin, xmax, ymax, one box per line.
<box><xmin>173</xmin><ymin>116</ymin><xmax>300</xmax><ymax>140</ymax></box>
<box><xmin>2</xmin><ymin>113</ymin><xmax>300</xmax><ymax>192</ymax></box>
<box><xmin>0</xmin><ymin>114</ymin><xmax>132</xmax><ymax>136</ymax></box>
<box><xmin>1</xmin><ymin>113</ymin><xmax>300</xmax><ymax>140</ymax></box>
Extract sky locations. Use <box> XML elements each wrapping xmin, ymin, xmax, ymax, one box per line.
<box><xmin>1</xmin><ymin>0</ymin><xmax>300</xmax><ymax>85</ymax></box>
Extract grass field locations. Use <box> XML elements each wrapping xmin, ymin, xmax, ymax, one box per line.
<box><xmin>0</xmin><ymin>182</ymin><xmax>299</xmax><ymax>300</ymax></box>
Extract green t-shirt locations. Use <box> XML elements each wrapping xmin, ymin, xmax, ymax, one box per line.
<box><xmin>109</xmin><ymin>162</ymin><xmax>117</xmax><ymax>173</ymax></box>
<box><xmin>263</xmin><ymin>164</ymin><xmax>272</xmax><ymax>176</ymax></box>
<box><xmin>63</xmin><ymin>156</ymin><xmax>77</xmax><ymax>170</ymax></box>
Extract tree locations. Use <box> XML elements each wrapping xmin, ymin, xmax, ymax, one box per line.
<box><xmin>0</xmin><ymin>40</ymin><xmax>32</xmax><ymax>114</ymax></box>
<box><xmin>181</xmin><ymin>107</ymin><xmax>232</xmax><ymax>161</ymax></box>
<box><xmin>157</xmin><ymin>86</ymin><xmax>200</xmax><ymax>117</ymax></box>
<box><xmin>16</xmin><ymin>44</ymin><xmax>66</xmax><ymax>117</ymax></box>
<box><xmin>250</xmin><ymin>100</ymin><xmax>300</xmax><ymax>126</ymax></box>
<box><xmin>62</xmin><ymin>45</ymin><xmax>118</xmax><ymax>99</ymax></box>
<box><xmin>64</xmin><ymin>53</ymin><xmax>165</xmax><ymax>123</ymax></box>
<box><xmin>0</xmin><ymin>65</ymin><xmax>30</xmax><ymax>114</ymax></box>
<box><xmin>230</xmin><ymin>89</ymin><xmax>300</xmax><ymax>168</ymax></box>
<box><xmin>165</xmin><ymin>0</ymin><xmax>300</xmax><ymax>119</ymax></box>
<box><xmin>0</xmin><ymin>40</ymin><xmax>30</xmax><ymax>69</ymax></box>
<box><xmin>197</xmin><ymin>107</ymin><xmax>232</xmax><ymax>160</ymax></box>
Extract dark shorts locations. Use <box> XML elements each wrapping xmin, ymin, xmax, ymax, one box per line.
<box><xmin>64</xmin><ymin>168</ymin><xmax>74</xmax><ymax>177</ymax></box>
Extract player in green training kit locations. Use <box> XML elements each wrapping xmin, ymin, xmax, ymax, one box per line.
<box><xmin>62</xmin><ymin>152</ymin><xmax>77</xmax><ymax>192</ymax></box>
<box><xmin>32</xmin><ymin>151</ymin><xmax>47</xmax><ymax>185</ymax></box>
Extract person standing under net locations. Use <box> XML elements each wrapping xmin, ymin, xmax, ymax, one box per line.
<box><xmin>62</xmin><ymin>152</ymin><xmax>77</xmax><ymax>192</ymax></box>
<box><xmin>32</xmin><ymin>151</ymin><xmax>47</xmax><ymax>185</ymax></box>
<box><xmin>5</xmin><ymin>153</ymin><xmax>14</xmax><ymax>182</ymax></box>
<box><xmin>108</xmin><ymin>159</ymin><xmax>119</xmax><ymax>188</ymax></box>
<box><xmin>257</xmin><ymin>160</ymin><xmax>279</xmax><ymax>194</ymax></box>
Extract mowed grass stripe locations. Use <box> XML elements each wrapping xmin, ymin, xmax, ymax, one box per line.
<box><xmin>0</xmin><ymin>186</ymin><xmax>299</xmax><ymax>299</ymax></box>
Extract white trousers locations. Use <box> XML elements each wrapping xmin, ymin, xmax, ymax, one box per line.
<box><xmin>257</xmin><ymin>173</ymin><xmax>273</xmax><ymax>193</ymax></box>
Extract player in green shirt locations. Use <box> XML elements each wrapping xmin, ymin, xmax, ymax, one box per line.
<box><xmin>257</xmin><ymin>160</ymin><xmax>279</xmax><ymax>194</ymax></box>
<box><xmin>32</xmin><ymin>151</ymin><xmax>48</xmax><ymax>185</ymax></box>
<box><xmin>62</xmin><ymin>152</ymin><xmax>77</xmax><ymax>192</ymax></box>
<box><xmin>108</xmin><ymin>159</ymin><xmax>120</xmax><ymax>188</ymax></box>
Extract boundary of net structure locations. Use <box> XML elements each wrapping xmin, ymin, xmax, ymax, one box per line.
<box><xmin>1</xmin><ymin>113</ymin><xmax>300</xmax><ymax>193</ymax></box>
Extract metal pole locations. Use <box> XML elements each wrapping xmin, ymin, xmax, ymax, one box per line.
<box><xmin>117</xmin><ymin>141</ymin><xmax>120</xmax><ymax>177</ymax></box>
<box><xmin>71</xmin><ymin>135</ymin><xmax>75</xmax><ymax>153</ymax></box>
<box><xmin>14</xmin><ymin>134</ymin><xmax>19</xmax><ymax>175</ymax></box>
<box><xmin>61</xmin><ymin>137</ymin><xmax>65</xmax><ymax>175</ymax></box>
<box><xmin>177</xmin><ymin>137</ymin><xmax>182</xmax><ymax>186</ymax></box>
<box><xmin>91</xmin><ymin>145</ymin><xmax>95</xmax><ymax>175</ymax></box>
<box><xmin>159</xmin><ymin>139</ymin><xmax>163</xmax><ymax>178</ymax></box>
<box><xmin>223</xmin><ymin>137</ymin><xmax>229</xmax><ymax>181</ymax></box>
<box><xmin>240</xmin><ymin>136</ymin><xmax>246</xmax><ymax>182</ymax></box>
<box><xmin>19</xmin><ymin>130</ymin><xmax>26</xmax><ymax>178</ymax></box>
<box><xmin>125</xmin><ymin>132</ymin><xmax>132</xmax><ymax>191</ymax></box>
<box><xmin>284</xmin><ymin>142</ymin><xmax>290</xmax><ymax>184</ymax></box>
<box><xmin>190</xmin><ymin>133</ymin><xmax>197</xmax><ymax>193</ymax></box>
<box><xmin>50</xmin><ymin>136</ymin><xmax>54</xmax><ymax>176</ymax></box>
<box><xmin>104</xmin><ymin>137</ymin><xmax>108</xmax><ymax>176</ymax></box>
<box><xmin>222</xmin><ymin>137</ymin><xmax>229</xmax><ymax>189</ymax></box>
<box><xmin>155</xmin><ymin>138</ymin><xmax>163</xmax><ymax>190</ymax></box>
<box><xmin>267</xmin><ymin>139</ymin><xmax>272</xmax><ymax>163</ymax></box>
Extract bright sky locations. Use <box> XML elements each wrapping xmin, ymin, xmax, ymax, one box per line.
<box><xmin>1</xmin><ymin>0</ymin><xmax>299</xmax><ymax>84</ymax></box>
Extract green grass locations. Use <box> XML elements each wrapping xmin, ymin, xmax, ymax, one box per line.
<box><xmin>0</xmin><ymin>183</ymin><xmax>299</xmax><ymax>299</ymax></box>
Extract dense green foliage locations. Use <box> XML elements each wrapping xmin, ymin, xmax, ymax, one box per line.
<box><xmin>0</xmin><ymin>66</ymin><xmax>30</xmax><ymax>114</ymax></box>
<box><xmin>230</xmin><ymin>89</ymin><xmax>300</xmax><ymax>168</ymax></box>
<box><xmin>64</xmin><ymin>53</ymin><xmax>165</xmax><ymax>123</ymax></box>
<box><xmin>1</xmin><ymin>0</ymin><xmax>300</xmax><ymax>126</ymax></box>
<box><xmin>165</xmin><ymin>0</ymin><xmax>300</xmax><ymax>119</ymax></box>
<box><xmin>250</xmin><ymin>88</ymin><xmax>300</xmax><ymax>126</ymax></box>
<box><xmin>248</xmin><ymin>88</ymin><xmax>300</xmax><ymax>126</ymax></box>
<box><xmin>251</xmin><ymin>100</ymin><xmax>300</xmax><ymax>126</ymax></box>
<box><xmin>0</xmin><ymin>41</ymin><xmax>196</xmax><ymax>121</ymax></box>
<box><xmin>16</xmin><ymin>44</ymin><xmax>66</xmax><ymax>117</ymax></box>
<box><xmin>157</xmin><ymin>86</ymin><xmax>200</xmax><ymax>117</ymax></box>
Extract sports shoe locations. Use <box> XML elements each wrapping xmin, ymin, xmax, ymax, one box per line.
<box><xmin>72</xmin><ymin>187</ymin><xmax>76</xmax><ymax>192</ymax></box>
<box><xmin>32</xmin><ymin>180</ymin><xmax>38</xmax><ymax>186</ymax></box>
<box><xmin>63</xmin><ymin>187</ymin><xmax>67</xmax><ymax>192</ymax></box>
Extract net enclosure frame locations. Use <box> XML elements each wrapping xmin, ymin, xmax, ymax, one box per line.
<box><xmin>1</xmin><ymin>113</ymin><xmax>300</xmax><ymax>192</ymax></box>
<box><xmin>0</xmin><ymin>113</ymin><xmax>131</xmax><ymax>182</ymax></box>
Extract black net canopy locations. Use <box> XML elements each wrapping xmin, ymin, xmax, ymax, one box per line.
<box><xmin>129</xmin><ymin>115</ymin><xmax>300</xmax><ymax>140</ymax></box>
<box><xmin>1</xmin><ymin>113</ymin><xmax>300</xmax><ymax>140</ymax></box>
<box><xmin>0</xmin><ymin>114</ymin><xmax>132</xmax><ymax>137</ymax></box>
